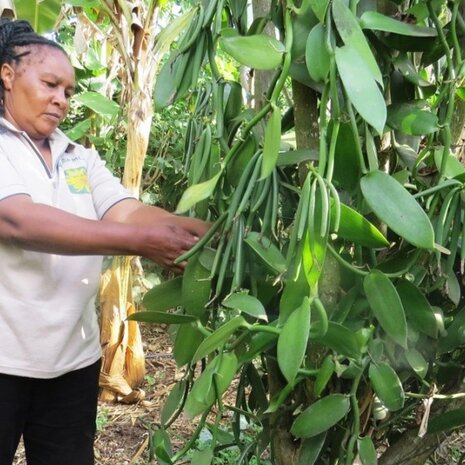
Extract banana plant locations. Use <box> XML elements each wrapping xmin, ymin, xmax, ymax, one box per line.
<box><xmin>133</xmin><ymin>0</ymin><xmax>465</xmax><ymax>464</ymax></box>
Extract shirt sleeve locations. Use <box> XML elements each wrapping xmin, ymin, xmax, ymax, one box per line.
<box><xmin>85</xmin><ymin>148</ymin><xmax>136</xmax><ymax>219</ymax></box>
<box><xmin>0</xmin><ymin>147</ymin><xmax>31</xmax><ymax>200</ymax></box>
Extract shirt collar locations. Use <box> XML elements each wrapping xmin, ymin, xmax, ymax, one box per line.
<box><xmin>0</xmin><ymin>117</ymin><xmax>76</xmax><ymax>156</ymax></box>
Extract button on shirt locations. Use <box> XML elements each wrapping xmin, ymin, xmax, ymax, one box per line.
<box><xmin>0</xmin><ymin>118</ymin><xmax>133</xmax><ymax>378</ymax></box>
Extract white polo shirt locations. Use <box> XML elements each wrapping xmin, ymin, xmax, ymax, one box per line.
<box><xmin>0</xmin><ymin>118</ymin><xmax>133</xmax><ymax>378</ymax></box>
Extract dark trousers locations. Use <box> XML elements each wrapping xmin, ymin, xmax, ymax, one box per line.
<box><xmin>0</xmin><ymin>360</ymin><xmax>101</xmax><ymax>465</ymax></box>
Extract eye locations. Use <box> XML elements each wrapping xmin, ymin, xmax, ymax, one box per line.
<box><xmin>44</xmin><ymin>80</ymin><xmax>57</xmax><ymax>88</ymax></box>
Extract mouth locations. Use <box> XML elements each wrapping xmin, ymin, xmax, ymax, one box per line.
<box><xmin>43</xmin><ymin>113</ymin><xmax>62</xmax><ymax>122</ymax></box>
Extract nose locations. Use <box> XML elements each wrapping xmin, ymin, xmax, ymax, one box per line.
<box><xmin>52</xmin><ymin>88</ymin><xmax>69</xmax><ymax>110</ymax></box>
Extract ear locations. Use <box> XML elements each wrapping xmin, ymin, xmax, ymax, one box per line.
<box><xmin>0</xmin><ymin>63</ymin><xmax>15</xmax><ymax>90</ymax></box>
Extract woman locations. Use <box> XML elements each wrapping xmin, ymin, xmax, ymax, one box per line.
<box><xmin>0</xmin><ymin>19</ymin><xmax>208</xmax><ymax>464</ymax></box>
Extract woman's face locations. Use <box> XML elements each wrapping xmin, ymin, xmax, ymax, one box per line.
<box><xmin>1</xmin><ymin>45</ymin><xmax>75</xmax><ymax>141</ymax></box>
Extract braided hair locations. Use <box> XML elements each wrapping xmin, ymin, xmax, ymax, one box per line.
<box><xmin>0</xmin><ymin>18</ymin><xmax>66</xmax><ymax>113</ymax></box>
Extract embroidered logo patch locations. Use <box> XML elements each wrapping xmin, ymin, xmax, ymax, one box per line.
<box><xmin>64</xmin><ymin>167</ymin><xmax>90</xmax><ymax>193</ymax></box>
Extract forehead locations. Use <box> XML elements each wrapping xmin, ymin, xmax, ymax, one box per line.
<box><xmin>18</xmin><ymin>45</ymin><xmax>74</xmax><ymax>81</ymax></box>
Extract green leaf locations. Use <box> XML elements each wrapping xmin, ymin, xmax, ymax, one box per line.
<box><xmin>387</xmin><ymin>101</ymin><xmax>438</xmax><ymax>136</ymax></box>
<box><xmin>185</xmin><ymin>352</ymin><xmax>237</xmax><ymax>418</ymax></box>
<box><xmin>152</xmin><ymin>429</ymin><xmax>173</xmax><ymax>465</ymax></box>
<box><xmin>315</xmin><ymin>322</ymin><xmax>361</xmax><ymax>360</ymax></box>
<box><xmin>219</xmin><ymin>30</ymin><xmax>285</xmax><ymax>70</ymax></box>
<box><xmin>291</xmin><ymin>394</ymin><xmax>350</xmax><ymax>438</ymax></box>
<box><xmin>191</xmin><ymin>447</ymin><xmax>213</xmax><ymax>465</ymax></box>
<box><xmin>161</xmin><ymin>380</ymin><xmax>186</xmax><ymax>426</ymax></box>
<box><xmin>332</xmin><ymin>0</ymin><xmax>382</xmax><ymax>84</ymax></box>
<box><xmin>142</xmin><ymin>277</ymin><xmax>183</xmax><ymax>312</ymax></box>
<box><xmin>314</xmin><ymin>355</ymin><xmax>335</xmax><ymax>397</ymax></box>
<box><xmin>277</xmin><ymin>148</ymin><xmax>319</xmax><ymax>166</ymax></box>
<box><xmin>192</xmin><ymin>316</ymin><xmax>246</xmax><ymax>363</ymax></box>
<box><xmin>182</xmin><ymin>256</ymin><xmax>211</xmax><ymax>317</ymax></box>
<box><xmin>298</xmin><ymin>433</ymin><xmax>327</xmax><ymax>465</ymax></box>
<box><xmin>360</xmin><ymin>170</ymin><xmax>435</xmax><ymax>249</ymax></box>
<box><xmin>369</xmin><ymin>362</ymin><xmax>405</xmax><ymax>411</ymax></box>
<box><xmin>433</xmin><ymin>148</ymin><xmax>465</xmax><ymax>179</ymax></box>
<box><xmin>127</xmin><ymin>311</ymin><xmax>197</xmax><ymax>325</ymax></box>
<box><xmin>364</xmin><ymin>270</ymin><xmax>408</xmax><ymax>348</ymax></box>
<box><xmin>279</xmin><ymin>269</ymin><xmax>309</xmax><ymax>324</ymax></box>
<box><xmin>305</xmin><ymin>23</ymin><xmax>330</xmax><ymax>82</ymax></box>
<box><xmin>335</xmin><ymin>45</ymin><xmax>386</xmax><ymax>135</ymax></box>
<box><xmin>309</xmin><ymin>0</ymin><xmax>330</xmax><ymax>23</ymax></box>
<box><xmin>331</xmin><ymin>202</ymin><xmax>389</xmax><ymax>248</ymax></box>
<box><xmin>154</xmin><ymin>7</ymin><xmax>196</xmax><ymax>56</ymax></box>
<box><xmin>277</xmin><ymin>297</ymin><xmax>311</xmax><ymax>384</ymax></box>
<box><xmin>360</xmin><ymin>11</ymin><xmax>437</xmax><ymax>37</ymax></box>
<box><xmin>428</xmin><ymin>409</ymin><xmax>465</xmax><ymax>435</ymax></box>
<box><xmin>64</xmin><ymin>119</ymin><xmax>92</xmax><ymax>142</ymax></box>
<box><xmin>396</xmin><ymin>279</ymin><xmax>438</xmax><ymax>339</ymax></box>
<box><xmin>173</xmin><ymin>324</ymin><xmax>205</xmax><ymax>366</ymax></box>
<box><xmin>438</xmin><ymin>308</ymin><xmax>465</xmax><ymax>354</ymax></box>
<box><xmin>261</xmin><ymin>105</ymin><xmax>282</xmax><ymax>179</ymax></box>
<box><xmin>175</xmin><ymin>171</ymin><xmax>222</xmax><ymax>214</ymax></box>
<box><xmin>72</xmin><ymin>92</ymin><xmax>119</xmax><ymax>119</ymax></box>
<box><xmin>153</xmin><ymin>54</ymin><xmax>178</xmax><ymax>110</ymax></box>
<box><xmin>357</xmin><ymin>436</ymin><xmax>377</xmax><ymax>465</ymax></box>
<box><xmin>222</xmin><ymin>293</ymin><xmax>267</xmax><ymax>321</ymax></box>
<box><xmin>16</xmin><ymin>0</ymin><xmax>61</xmax><ymax>33</ymax></box>
<box><xmin>405</xmin><ymin>348</ymin><xmax>428</xmax><ymax>379</ymax></box>
<box><xmin>245</xmin><ymin>232</ymin><xmax>286</xmax><ymax>273</ymax></box>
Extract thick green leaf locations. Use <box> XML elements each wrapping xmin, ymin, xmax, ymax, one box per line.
<box><xmin>192</xmin><ymin>316</ymin><xmax>246</xmax><ymax>363</ymax></box>
<box><xmin>332</xmin><ymin>0</ymin><xmax>382</xmax><ymax>84</ymax></box>
<box><xmin>360</xmin><ymin>11</ymin><xmax>437</xmax><ymax>37</ymax></box>
<box><xmin>291</xmin><ymin>394</ymin><xmax>350</xmax><ymax>438</ymax></box>
<box><xmin>428</xmin><ymin>409</ymin><xmax>465</xmax><ymax>435</ymax></box>
<box><xmin>161</xmin><ymin>380</ymin><xmax>186</xmax><ymax>426</ymax></box>
<box><xmin>358</xmin><ymin>436</ymin><xmax>377</xmax><ymax>465</ymax></box>
<box><xmin>433</xmin><ymin>148</ymin><xmax>465</xmax><ymax>179</ymax></box>
<box><xmin>127</xmin><ymin>311</ymin><xmax>197</xmax><ymax>325</ymax></box>
<box><xmin>245</xmin><ymin>232</ymin><xmax>286</xmax><ymax>273</ymax></box>
<box><xmin>314</xmin><ymin>355</ymin><xmax>335</xmax><ymax>397</ymax></box>
<box><xmin>360</xmin><ymin>170</ymin><xmax>435</xmax><ymax>249</ymax></box>
<box><xmin>185</xmin><ymin>352</ymin><xmax>238</xmax><ymax>418</ymax></box>
<box><xmin>438</xmin><ymin>307</ymin><xmax>465</xmax><ymax>354</ymax></box>
<box><xmin>176</xmin><ymin>171</ymin><xmax>222</xmax><ymax>214</ymax></box>
<box><xmin>277</xmin><ymin>297</ymin><xmax>311</xmax><ymax>384</ymax></box>
<box><xmin>72</xmin><ymin>92</ymin><xmax>119</xmax><ymax>119</ymax></box>
<box><xmin>387</xmin><ymin>102</ymin><xmax>438</xmax><ymax>136</ymax></box>
<box><xmin>277</xmin><ymin>148</ymin><xmax>319</xmax><ymax>166</ymax></box>
<box><xmin>173</xmin><ymin>324</ymin><xmax>205</xmax><ymax>366</ymax></box>
<box><xmin>152</xmin><ymin>428</ymin><xmax>173</xmax><ymax>465</ymax></box>
<box><xmin>191</xmin><ymin>447</ymin><xmax>213</xmax><ymax>465</ymax></box>
<box><xmin>279</xmin><ymin>269</ymin><xmax>309</xmax><ymax>324</ymax></box>
<box><xmin>331</xmin><ymin>202</ymin><xmax>389</xmax><ymax>248</ymax></box>
<box><xmin>65</xmin><ymin>119</ymin><xmax>92</xmax><ymax>142</ymax></box>
<box><xmin>261</xmin><ymin>105</ymin><xmax>281</xmax><ymax>179</ymax></box>
<box><xmin>222</xmin><ymin>293</ymin><xmax>267</xmax><ymax>321</ymax></box>
<box><xmin>335</xmin><ymin>45</ymin><xmax>386</xmax><ymax>135</ymax></box>
<box><xmin>364</xmin><ymin>270</ymin><xmax>408</xmax><ymax>348</ymax></box>
<box><xmin>142</xmin><ymin>277</ymin><xmax>183</xmax><ymax>312</ymax></box>
<box><xmin>396</xmin><ymin>279</ymin><xmax>438</xmax><ymax>339</ymax></box>
<box><xmin>306</xmin><ymin>23</ymin><xmax>330</xmax><ymax>82</ymax></box>
<box><xmin>153</xmin><ymin>54</ymin><xmax>178</xmax><ymax>110</ymax></box>
<box><xmin>182</xmin><ymin>256</ymin><xmax>211</xmax><ymax>317</ymax></box>
<box><xmin>315</xmin><ymin>322</ymin><xmax>361</xmax><ymax>360</ymax></box>
<box><xmin>219</xmin><ymin>30</ymin><xmax>285</xmax><ymax>70</ymax></box>
<box><xmin>309</xmin><ymin>0</ymin><xmax>330</xmax><ymax>23</ymax></box>
<box><xmin>405</xmin><ymin>348</ymin><xmax>428</xmax><ymax>379</ymax></box>
<box><xmin>298</xmin><ymin>433</ymin><xmax>327</xmax><ymax>465</ymax></box>
<box><xmin>369</xmin><ymin>362</ymin><xmax>405</xmax><ymax>411</ymax></box>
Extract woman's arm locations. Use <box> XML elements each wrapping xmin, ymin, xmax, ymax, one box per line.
<box><xmin>0</xmin><ymin>195</ymin><xmax>201</xmax><ymax>271</ymax></box>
